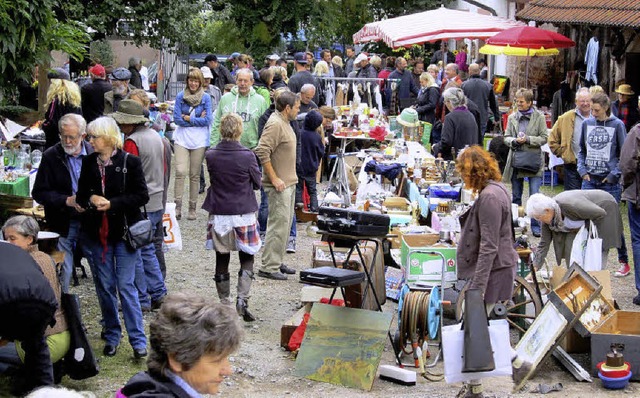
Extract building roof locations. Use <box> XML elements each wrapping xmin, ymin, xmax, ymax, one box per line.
<box><xmin>517</xmin><ymin>0</ymin><xmax>640</xmax><ymax>28</ymax></box>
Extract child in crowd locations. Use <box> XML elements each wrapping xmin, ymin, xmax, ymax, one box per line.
<box><xmin>295</xmin><ymin>110</ymin><xmax>325</xmax><ymax>212</ymax></box>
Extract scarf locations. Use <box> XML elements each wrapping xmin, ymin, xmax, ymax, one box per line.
<box><xmin>548</xmin><ymin>201</ymin><xmax>571</xmax><ymax>233</ymax></box>
<box><xmin>518</xmin><ymin>107</ymin><xmax>534</xmax><ymax>117</ymax></box>
<box><xmin>183</xmin><ymin>87</ymin><xmax>204</xmax><ymax>107</ymax></box>
<box><xmin>97</xmin><ymin>150</ymin><xmax>117</xmax><ymax>262</ymax></box>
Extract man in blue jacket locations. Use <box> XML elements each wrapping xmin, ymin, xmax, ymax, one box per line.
<box><xmin>385</xmin><ymin>57</ymin><xmax>419</xmax><ymax>114</ymax></box>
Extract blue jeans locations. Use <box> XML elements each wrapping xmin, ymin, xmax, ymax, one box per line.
<box><xmin>88</xmin><ymin>239</ymin><xmax>146</xmax><ymax>350</ymax></box>
<box><xmin>134</xmin><ymin>210</ymin><xmax>167</xmax><ymax>308</ymax></box>
<box><xmin>563</xmin><ymin>163</ymin><xmax>582</xmax><ymax>191</ymax></box>
<box><xmin>57</xmin><ymin>219</ymin><xmax>95</xmax><ymax>293</ymax></box>
<box><xmin>582</xmin><ymin>178</ymin><xmax>628</xmax><ymax>263</ymax></box>
<box><xmin>512</xmin><ymin>175</ymin><xmax>542</xmax><ymax>234</ymax></box>
<box><xmin>628</xmin><ymin>204</ymin><xmax>640</xmax><ymax>294</ymax></box>
<box><xmin>258</xmin><ymin>186</ymin><xmax>296</xmax><ymax>237</ymax></box>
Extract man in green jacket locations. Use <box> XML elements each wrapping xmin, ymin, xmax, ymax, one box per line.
<box><xmin>210</xmin><ymin>69</ymin><xmax>268</xmax><ymax>150</ymax></box>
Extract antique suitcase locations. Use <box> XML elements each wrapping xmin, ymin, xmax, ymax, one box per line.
<box><xmin>317</xmin><ymin>207</ymin><xmax>390</xmax><ymax>237</ymax></box>
<box><xmin>300</xmin><ymin>266</ymin><xmax>365</xmax><ymax>287</ymax></box>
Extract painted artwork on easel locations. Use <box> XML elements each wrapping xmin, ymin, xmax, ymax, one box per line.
<box><xmin>294</xmin><ymin>303</ymin><xmax>392</xmax><ymax>390</ymax></box>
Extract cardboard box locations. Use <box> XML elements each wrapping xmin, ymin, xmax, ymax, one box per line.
<box><xmin>400</xmin><ymin>237</ymin><xmax>456</xmax><ymax>288</ymax></box>
<box><xmin>591</xmin><ymin>311</ymin><xmax>640</xmax><ymax>381</ymax></box>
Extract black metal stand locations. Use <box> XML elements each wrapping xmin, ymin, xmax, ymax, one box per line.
<box><xmin>318</xmin><ymin>230</ymin><xmax>403</xmax><ymax>367</ymax></box>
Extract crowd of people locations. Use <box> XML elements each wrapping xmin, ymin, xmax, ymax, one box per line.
<box><xmin>3</xmin><ymin>44</ymin><xmax>640</xmax><ymax>396</ymax></box>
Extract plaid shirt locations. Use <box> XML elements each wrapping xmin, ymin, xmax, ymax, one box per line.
<box><xmin>618</xmin><ymin>102</ymin><xmax>630</xmax><ymax>129</ymax></box>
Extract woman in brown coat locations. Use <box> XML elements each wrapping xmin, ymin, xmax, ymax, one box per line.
<box><xmin>456</xmin><ymin>146</ymin><xmax>518</xmax><ymax>304</ymax></box>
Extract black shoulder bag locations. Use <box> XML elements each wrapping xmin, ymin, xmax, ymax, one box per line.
<box><xmin>61</xmin><ymin>292</ymin><xmax>100</xmax><ymax>379</ymax></box>
<box><xmin>122</xmin><ymin>152</ymin><xmax>154</xmax><ymax>249</ymax></box>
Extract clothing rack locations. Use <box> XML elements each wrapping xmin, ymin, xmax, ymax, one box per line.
<box><xmin>314</xmin><ymin>77</ymin><xmax>401</xmax><ymax>108</ymax></box>
<box><xmin>315</xmin><ymin>76</ymin><xmax>401</xmax><ymax>83</ymax></box>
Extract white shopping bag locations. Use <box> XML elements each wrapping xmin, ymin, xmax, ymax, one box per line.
<box><xmin>442</xmin><ymin>319</ymin><xmax>512</xmax><ymax>383</ymax></box>
<box><xmin>569</xmin><ymin>223</ymin><xmax>588</xmax><ymax>267</ymax></box>
<box><xmin>583</xmin><ymin>221</ymin><xmax>602</xmax><ymax>271</ymax></box>
<box><xmin>163</xmin><ymin>203</ymin><xmax>182</xmax><ymax>251</ymax></box>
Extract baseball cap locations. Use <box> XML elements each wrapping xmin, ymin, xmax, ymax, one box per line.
<box><xmin>204</xmin><ymin>54</ymin><xmax>218</xmax><ymax>63</ymax></box>
<box><xmin>294</xmin><ymin>52</ymin><xmax>307</xmax><ymax>64</ymax></box>
<box><xmin>110</xmin><ymin>67</ymin><xmax>132</xmax><ymax>81</ymax></box>
<box><xmin>267</xmin><ymin>53</ymin><xmax>280</xmax><ymax>61</ymax></box>
<box><xmin>230</xmin><ymin>52</ymin><xmax>241</xmax><ymax>59</ymax></box>
<box><xmin>354</xmin><ymin>53</ymin><xmax>368</xmax><ymax>65</ymax></box>
<box><xmin>200</xmin><ymin>66</ymin><xmax>214</xmax><ymax>79</ymax></box>
<box><xmin>89</xmin><ymin>64</ymin><xmax>106</xmax><ymax>78</ymax></box>
<box><xmin>47</xmin><ymin>67</ymin><xmax>70</xmax><ymax>80</ymax></box>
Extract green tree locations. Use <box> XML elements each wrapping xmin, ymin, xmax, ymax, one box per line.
<box><xmin>212</xmin><ymin>0</ymin><xmax>314</xmax><ymax>60</ymax></box>
<box><xmin>59</xmin><ymin>0</ymin><xmax>210</xmax><ymax>49</ymax></box>
<box><xmin>189</xmin><ymin>11</ymin><xmax>248</xmax><ymax>55</ymax></box>
<box><xmin>0</xmin><ymin>0</ymin><xmax>89</xmax><ymax>99</ymax></box>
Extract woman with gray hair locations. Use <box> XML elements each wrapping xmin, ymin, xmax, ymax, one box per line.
<box><xmin>526</xmin><ymin>191</ymin><xmax>622</xmax><ymax>269</ymax></box>
<box><xmin>119</xmin><ymin>293</ymin><xmax>242</xmax><ymax>397</ymax></box>
<box><xmin>1</xmin><ymin>215</ymin><xmax>69</xmax><ymax>387</ymax></box>
<box><xmin>433</xmin><ymin>87</ymin><xmax>478</xmax><ymax>160</ymax></box>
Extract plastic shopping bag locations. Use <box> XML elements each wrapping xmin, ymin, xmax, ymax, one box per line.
<box><xmin>569</xmin><ymin>223</ymin><xmax>588</xmax><ymax>267</ymax></box>
<box><xmin>163</xmin><ymin>202</ymin><xmax>182</xmax><ymax>250</ymax></box>
<box><xmin>443</xmin><ymin>319</ymin><xmax>512</xmax><ymax>383</ymax></box>
<box><xmin>583</xmin><ymin>221</ymin><xmax>602</xmax><ymax>271</ymax></box>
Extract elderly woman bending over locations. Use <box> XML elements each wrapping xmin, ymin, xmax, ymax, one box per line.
<box><xmin>527</xmin><ymin>190</ymin><xmax>622</xmax><ymax>269</ymax></box>
<box><xmin>119</xmin><ymin>293</ymin><xmax>242</xmax><ymax>397</ymax></box>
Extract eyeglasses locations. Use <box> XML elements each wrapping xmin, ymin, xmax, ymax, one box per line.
<box><xmin>59</xmin><ymin>134</ymin><xmax>82</xmax><ymax>142</ymax></box>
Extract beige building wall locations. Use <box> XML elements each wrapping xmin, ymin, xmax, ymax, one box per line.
<box><xmin>50</xmin><ymin>39</ymin><xmax>160</xmax><ymax>70</ymax></box>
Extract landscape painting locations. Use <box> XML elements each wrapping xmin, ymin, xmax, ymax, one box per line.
<box><xmin>294</xmin><ymin>303</ymin><xmax>393</xmax><ymax>390</ymax></box>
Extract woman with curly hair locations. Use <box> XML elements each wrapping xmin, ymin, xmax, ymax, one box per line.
<box><xmin>42</xmin><ymin>70</ymin><xmax>82</xmax><ymax>149</ymax></box>
<box><xmin>456</xmin><ymin>145</ymin><xmax>518</xmax><ymax>304</ymax></box>
<box><xmin>455</xmin><ymin>145</ymin><xmax>518</xmax><ymax>398</ymax></box>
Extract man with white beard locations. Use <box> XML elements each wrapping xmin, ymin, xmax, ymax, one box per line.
<box><xmin>32</xmin><ymin>114</ymin><xmax>95</xmax><ymax>293</ymax></box>
<box><xmin>104</xmin><ymin>67</ymin><xmax>135</xmax><ymax>114</ymax></box>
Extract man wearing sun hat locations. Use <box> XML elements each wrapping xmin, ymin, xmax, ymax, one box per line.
<box><xmin>81</xmin><ymin>64</ymin><xmax>112</xmax><ymax>123</ymax></box>
<box><xmin>612</xmin><ymin>83</ymin><xmax>640</xmax><ymax>133</ymax></box>
<box><xmin>110</xmin><ymin>99</ymin><xmax>168</xmax><ymax>311</ymax></box>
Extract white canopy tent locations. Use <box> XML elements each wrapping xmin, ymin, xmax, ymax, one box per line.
<box><xmin>353</xmin><ymin>6</ymin><xmax>524</xmax><ymax>49</ymax></box>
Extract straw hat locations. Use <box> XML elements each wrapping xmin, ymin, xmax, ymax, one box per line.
<box><xmin>109</xmin><ymin>99</ymin><xmax>149</xmax><ymax>125</ymax></box>
<box><xmin>615</xmin><ymin>84</ymin><xmax>635</xmax><ymax>96</ymax></box>
<box><xmin>397</xmin><ymin>108</ymin><xmax>420</xmax><ymax>127</ymax></box>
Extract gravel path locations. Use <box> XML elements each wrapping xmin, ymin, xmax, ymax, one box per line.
<box><xmin>3</xmin><ymin>181</ymin><xmax>636</xmax><ymax>397</ymax></box>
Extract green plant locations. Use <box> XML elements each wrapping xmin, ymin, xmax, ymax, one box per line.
<box><xmin>90</xmin><ymin>40</ymin><xmax>115</xmax><ymax>67</ymax></box>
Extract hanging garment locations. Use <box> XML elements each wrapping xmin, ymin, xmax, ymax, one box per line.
<box><xmin>584</xmin><ymin>37</ymin><xmax>599</xmax><ymax>84</ymax></box>
<box><xmin>374</xmin><ymin>85</ymin><xmax>384</xmax><ymax>115</ymax></box>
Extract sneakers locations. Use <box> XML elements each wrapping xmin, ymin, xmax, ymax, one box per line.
<box><xmin>257</xmin><ymin>270</ymin><xmax>288</xmax><ymax>280</ymax></box>
<box><xmin>286</xmin><ymin>237</ymin><xmax>296</xmax><ymax>253</ymax></box>
<box><xmin>614</xmin><ymin>261</ymin><xmax>631</xmax><ymax>277</ymax></box>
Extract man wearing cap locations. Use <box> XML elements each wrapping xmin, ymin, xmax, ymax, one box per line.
<box><xmin>32</xmin><ymin>113</ymin><xmax>95</xmax><ymax>293</ymax></box>
<box><xmin>200</xmin><ymin>66</ymin><xmax>222</xmax><ymax>110</ymax></box>
<box><xmin>112</xmin><ymin>99</ymin><xmax>168</xmax><ymax>311</ymax></box>
<box><xmin>266</xmin><ymin>54</ymin><xmax>280</xmax><ymax>68</ymax></box>
<box><xmin>204</xmin><ymin>54</ymin><xmax>234</xmax><ymax>93</ymax></box>
<box><xmin>104</xmin><ymin>67</ymin><xmax>134</xmax><ymax>114</ymax></box>
<box><xmin>128</xmin><ymin>57</ymin><xmax>143</xmax><ymax>89</ymax></box>
<box><xmin>612</xmin><ymin>84</ymin><xmax>640</xmax><ymax>133</ymax></box>
<box><xmin>81</xmin><ymin>64</ymin><xmax>112</xmax><ymax>123</ymax></box>
<box><xmin>288</xmin><ymin>52</ymin><xmax>320</xmax><ymax>105</ymax></box>
<box><xmin>229</xmin><ymin>52</ymin><xmax>242</xmax><ymax>76</ymax></box>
